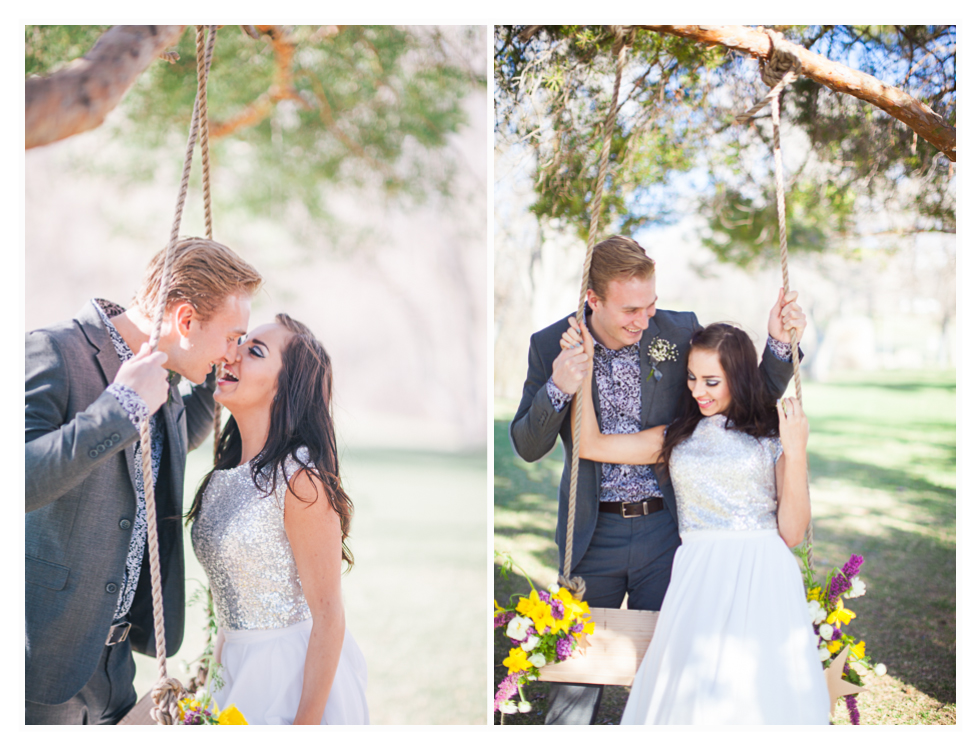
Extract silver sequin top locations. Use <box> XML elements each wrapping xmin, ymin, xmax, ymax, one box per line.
<box><xmin>670</xmin><ymin>415</ymin><xmax>783</xmax><ymax>535</ymax></box>
<box><xmin>192</xmin><ymin>448</ymin><xmax>312</xmax><ymax>631</ymax></box>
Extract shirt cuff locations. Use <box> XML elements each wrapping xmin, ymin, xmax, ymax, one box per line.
<box><xmin>546</xmin><ymin>377</ymin><xmax>573</xmax><ymax>413</ymax></box>
<box><xmin>107</xmin><ymin>383</ymin><xmax>149</xmax><ymax>429</ymax></box>
<box><xmin>767</xmin><ymin>336</ymin><xmax>793</xmax><ymax>362</ymax></box>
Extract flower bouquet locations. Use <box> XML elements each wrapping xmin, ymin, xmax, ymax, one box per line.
<box><xmin>494</xmin><ymin>553</ymin><xmax>595</xmax><ymax>717</ymax></box>
<box><xmin>796</xmin><ymin>545</ymin><xmax>886</xmax><ymax>724</ymax></box>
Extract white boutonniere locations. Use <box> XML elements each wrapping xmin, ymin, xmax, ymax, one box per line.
<box><xmin>647</xmin><ymin>337</ymin><xmax>679</xmax><ymax>382</ymax></box>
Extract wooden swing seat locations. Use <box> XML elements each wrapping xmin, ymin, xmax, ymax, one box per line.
<box><xmin>538</xmin><ymin>607</ymin><xmax>659</xmax><ymax>686</ymax></box>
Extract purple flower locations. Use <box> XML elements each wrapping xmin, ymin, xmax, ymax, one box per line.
<box><xmin>843</xmin><ymin>555</ymin><xmax>864</xmax><ymax>580</ymax></box>
<box><xmin>556</xmin><ymin>636</ymin><xmax>574</xmax><ymax>662</ymax></box>
<box><xmin>832</xmin><ymin>627</ymin><xmax>843</xmax><ymax>641</ymax></box>
<box><xmin>494</xmin><ymin>611</ymin><xmax>515</xmax><ymax>629</ymax></box>
<box><xmin>845</xmin><ymin>694</ymin><xmax>860</xmax><ymax>725</ymax></box>
<box><xmin>570</xmin><ymin>622</ymin><xmax>583</xmax><ymax>634</ymax></box>
<box><xmin>494</xmin><ymin>673</ymin><xmax>520</xmax><ymax>712</ymax></box>
<box><xmin>828</xmin><ymin>572</ymin><xmax>851</xmax><ymax>603</ymax></box>
<box><xmin>550</xmin><ymin>598</ymin><xmax>565</xmax><ymax>620</ymax></box>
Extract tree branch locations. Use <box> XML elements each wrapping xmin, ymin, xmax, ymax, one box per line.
<box><xmin>639</xmin><ymin>25</ymin><xmax>956</xmax><ymax>161</ymax></box>
<box><xmin>25</xmin><ymin>25</ymin><xmax>186</xmax><ymax>149</ymax></box>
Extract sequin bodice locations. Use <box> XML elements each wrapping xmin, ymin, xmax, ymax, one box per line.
<box><xmin>670</xmin><ymin>416</ymin><xmax>782</xmax><ymax>535</ymax></box>
<box><xmin>191</xmin><ymin>449</ymin><xmax>311</xmax><ymax>631</ymax></box>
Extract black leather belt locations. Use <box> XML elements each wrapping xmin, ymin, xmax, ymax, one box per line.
<box><xmin>599</xmin><ymin>497</ymin><xmax>664</xmax><ymax>518</ymax></box>
<box><xmin>105</xmin><ymin>620</ymin><xmax>131</xmax><ymax>646</ymax></box>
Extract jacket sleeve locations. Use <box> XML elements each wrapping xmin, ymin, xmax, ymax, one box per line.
<box><xmin>182</xmin><ymin>369</ymin><xmax>217</xmax><ymax>452</ymax></box>
<box><xmin>759</xmin><ymin>339</ymin><xmax>802</xmax><ymax>399</ymax></box>
<box><xmin>25</xmin><ymin>331</ymin><xmax>138</xmax><ymax>513</ymax></box>
<box><xmin>509</xmin><ymin>333</ymin><xmax>568</xmax><ymax>463</ymax></box>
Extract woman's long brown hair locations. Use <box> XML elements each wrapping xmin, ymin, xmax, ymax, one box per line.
<box><xmin>187</xmin><ymin>313</ymin><xmax>354</xmax><ymax>569</ymax></box>
<box><xmin>658</xmin><ymin>323</ymin><xmax>780</xmax><ymax>471</ymax></box>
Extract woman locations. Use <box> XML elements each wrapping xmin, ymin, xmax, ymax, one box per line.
<box><xmin>188</xmin><ymin>313</ymin><xmax>368</xmax><ymax>725</ymax></box>
<box><xmin>563</xmin><ymin>318</ymin><xmax>829</xmax><ymax>724</ymax></box>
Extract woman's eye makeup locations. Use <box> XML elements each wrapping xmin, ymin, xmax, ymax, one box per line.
<box><xmin>249</xmin><ymin>345</ymin><xmax>265</xmax><ymax>358</ymax></box>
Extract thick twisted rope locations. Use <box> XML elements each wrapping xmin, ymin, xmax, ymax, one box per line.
<box><xmin>139</xmin><ymin>24</ymin><xmax>216</xmax><ymax>725</ymax></box>
<box><xmin>735</xmin><ymin>30</ymin><xmax>803</xmax><ymax>403</ymax></box>
<box><xmin>736</xmin><ymin>30</ymin><xmax>811</xmax><ymax>546</ymax></box>
<box><xmin>560</xmin><ymin>27</ymin><xmax>631</xmax><ymax>601</ymax></box>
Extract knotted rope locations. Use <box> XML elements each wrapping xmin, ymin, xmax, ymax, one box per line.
<box><xmin>139</xmin><ymin>24</ymin><xmax>217</xmax><ymax>725</ymax></box>
<box><xmin>735</xmin><ymin>29</ymin><xmax>803</xmax><ymax>404</ymax></box>
<box><xmin>735</xmin><ymin>30</ymin><xmax>811</xmax><ymax>546</ymax></box>
<box><xmin>560</xmin><ymin>26</ymin><xmax>632</xmax><ymax>601</ymax></box>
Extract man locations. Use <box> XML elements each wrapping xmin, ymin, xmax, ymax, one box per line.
<box><xmin>25</xmin><ymin>237</ymin><xmax>263</xmax><ymax>724</ymax></box>
<box><xmin>509</xmin><ymin>236</ymin><xmax>805</xmax><ymax>724</ymax></box>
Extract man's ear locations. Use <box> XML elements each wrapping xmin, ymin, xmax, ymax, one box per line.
<box><xmin>173</xmin><ymin>302</ymin><xmax>198</xmax><ymax>338</ymax></box>
<box><xmin>585</xmin><ymin>288</ymin><xmax>600</xmax><ymax>311</ymax></box>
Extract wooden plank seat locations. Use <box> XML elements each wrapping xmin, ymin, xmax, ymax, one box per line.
<box><xmin>538</xmin><ymin>607</ymin><xmax>659</xmax><ymax>686</ymax></box>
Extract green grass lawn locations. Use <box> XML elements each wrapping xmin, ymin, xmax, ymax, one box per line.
<box><xmin>494</xmin><ymin>369</ymin><xmax>955</xmax><ymax>725</ymax></box>
<box><xmin>134</xmin><ymin>441</ymin><xmax>488</xmax><ymax>725</ymax></box>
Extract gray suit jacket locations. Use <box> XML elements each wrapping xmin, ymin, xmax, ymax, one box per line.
<box><xmin>25</xmin><ymin>301</ymin><xmax>215</xmax><ymax>705</ymax></box>
<box><xmin>509</xmin><ymin>309</ymin><xmax>797</xmax><ymax>573</ymax></box>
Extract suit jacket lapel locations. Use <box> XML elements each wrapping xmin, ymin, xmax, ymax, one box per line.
<box><xmin>640</xmin><ymin>317</ymin><xmax>662</xmax><ymax>427</ymax></box>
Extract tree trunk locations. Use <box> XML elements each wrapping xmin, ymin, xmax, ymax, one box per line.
<box><xmin>26</xmin><ymin>25</ymin><xmax>186</xmax><ymax>150</ymax></box>
<box><xmin>638</xmin><ymin>25</ymin><xmax>956</xmax><ymax>161</ymax></box>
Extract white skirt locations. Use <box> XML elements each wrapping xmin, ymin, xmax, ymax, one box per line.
<box><xmin>212</xmin><ymin>618</ymin><xmax>369</xmax><ymax>725</ymax></box>
<box><xmin>621</xmin><ymin>528</ymin><xmax>830</xmax><ymax>725</ymax></box>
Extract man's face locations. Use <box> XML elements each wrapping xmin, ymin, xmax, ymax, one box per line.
<box><xmin>587</xmin><ymin>275</ymin><xmax>657</xmax><ymax>351</ymax></box>
<box><xmin>170</xmin><ymin>293</ymin><xmax>251</xmax><ymax>384</ymax></box>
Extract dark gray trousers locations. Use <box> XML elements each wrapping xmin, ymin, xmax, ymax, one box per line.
<box><xmin>26</xmin><ymin>639</ymin><xmax>137</xmax><ymax>725</ymax></box>
<box><xmin>545</xmin><ymin>508</ymin><xmax>680</xmax><ymax>725</ymax></box>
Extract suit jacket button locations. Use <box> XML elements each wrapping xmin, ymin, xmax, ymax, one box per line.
<box><xmin>119</xmin><ymin>519</ymin><xmax>132</xmax><ymax>530</ymax></box>
<box><xmin>111</xmin><ymin>433</ymin><xmax>121</xmax><ymax>442</ymax></box>
<box><xmin>96</xmin><ymin>444</ymin><xmax>106</xmax><ymax>453</ymax></box>
<box><xmin>88</xmin><ymin>449</ymin><xmax>99</xmax><ymax>458</ymax></box>
<box><xmin>105</xmin><ymin>583</ymin><xmax>118</xmax><ymax>594</ymax></box>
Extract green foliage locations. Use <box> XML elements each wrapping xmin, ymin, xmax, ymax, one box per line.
<box><xmin>496</xmin><ymin>25</ymin><xmax>955</xmax><ymax>266</ymax></box>
<box><xmin>26</xmin><ymin>25</ymin><xmax>483</xmax><ymax>222</ymax></box>
<box><xmin>25</xmin><ymin>25</ymin><xmax>109</xmax><ymax>76</ymax></box>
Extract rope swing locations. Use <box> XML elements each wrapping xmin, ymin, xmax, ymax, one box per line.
<box><xmin>560</xmin><ymin>25</ymin><xmax>632</xmax><ymax>602</ymax></box>
<box><xmin>125</xmin><ymin>24</ymin><xmax>218</xmax><ymax>725</ymax></box>
<box><xmin>542</xmin><ymin>27</ymin><xmax>810</xmax><ymax>686</ymax></box>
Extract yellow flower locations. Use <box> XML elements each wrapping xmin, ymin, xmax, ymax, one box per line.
<box><xmin>849</xmin><ymin>641</ymin><xmax>866</xmax><ymax>661</ymax></box>
<box><xmin>826</xmin><ymin>598</ymin><xmax>856</xmax><ymax>626</ymax></box>
<box><xmin>217</xmin><ymin>705</ymin><xmax>248</xmax><ymax>725</ymax></box>
<box><xmin>828</xmin><ymin>640</ymin><xmax>843</xmax><ymax>654</ymax></box>
<box><xmin>503</xmin><ymin>646</ymin><xmax>533</xmax><ymax>674</ymax></box>
<box><xmin>516</xmin><ymin>590</ymin><xmax>556</xmax><ymax>633</ymax></box>
<box><xmin>807</xmin><ymin>586</ymin><xmax>822</xmax><ymax>602</ymax></box>
<box><xmin>494</xmin><ymin>599</ymin><xmax>506</xmax><ymax>616</ymax></box>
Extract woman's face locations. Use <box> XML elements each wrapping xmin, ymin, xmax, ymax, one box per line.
<box><xmin>214</xmin><ymin>322</ymin><xmax>293</xmax><ymax>413</ymax></box>
<box><xmin>687</xmin><ymin>348</ymin><xmax>732</xmax><ymax>416</ymax></box>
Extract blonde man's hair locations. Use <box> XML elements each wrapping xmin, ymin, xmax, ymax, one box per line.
<box><xmin>588</xmin><ymin>235</ymin><xmax>656</xmax><ymax>300</ymax></box>
<box><xmin>134</xmin><ymin>237</ymin><xmax>263</xmax><ymax>321</ymax></box>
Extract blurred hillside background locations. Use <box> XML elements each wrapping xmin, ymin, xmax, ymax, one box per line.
<box><xmin>493</xmin><ymin>25</ymin><xmax>955</xmax><ymax>724</ymax></box>
<box><xmin>26</xmin><ymin>25</ymin><xmax>488</xmax><ymax>724</ymax></box>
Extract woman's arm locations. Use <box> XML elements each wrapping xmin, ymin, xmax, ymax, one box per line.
<box><xmin>773</xmin><ymin>397</ymin><xmax>811</xmax><ymax>548</ymax></box>
<box><xmin>284</xmin><ymin>469</ymin><xmax>346</xmax><ymax>725</ymax></box>
<box><xmin>562</xmin><ymin>317</ymin><xmax>665</xmax><ymax>466</ymax></box>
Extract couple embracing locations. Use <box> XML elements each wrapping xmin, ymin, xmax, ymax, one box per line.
<box><xmin>511</xmin><ymin>236</ymin><xmax>830</xmax><ymax>724</ymax></box>
<box><xmin>26</xmin><ymin>238</ymin><xmax>368</xmax><ymax>725</ymax></box>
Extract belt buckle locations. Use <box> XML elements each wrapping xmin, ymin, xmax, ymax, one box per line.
<box><xmin>106</xmin><ymin>621</ymin><xmax>131</xmax><ymax>646</ymax></box>
<box><xmin>621</xmin><ymin>500</ymin><xmax>649</xmax><ymax>518</ymax></box>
